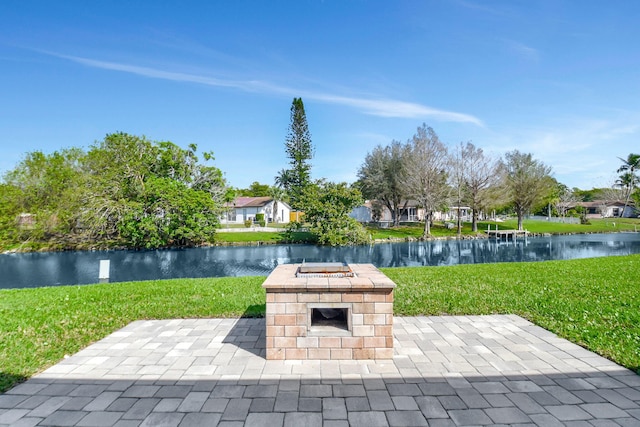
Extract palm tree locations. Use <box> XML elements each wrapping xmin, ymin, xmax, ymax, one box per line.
<box><xmin>617</xmin><ymin>153</ymin><xmax>640</xmax><ymax>217</ymax></box>
<box><xmin>268</xmin><ymin>185</ymin><xmax>286</xmax><ymax>223</ymax></box>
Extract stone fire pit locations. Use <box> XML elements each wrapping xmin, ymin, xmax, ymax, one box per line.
<box><xmin>262</xmin><ymin>263</ymin><xmax>395</xmax><ymax>360</ymax></box>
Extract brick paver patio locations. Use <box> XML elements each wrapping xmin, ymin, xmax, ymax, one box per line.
<box><xmin>1</xmin><ymin>315</ymin><xmax>639</xmax><ymax>426</ymax></box>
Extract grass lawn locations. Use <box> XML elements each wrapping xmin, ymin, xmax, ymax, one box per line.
<box><xmin>367</xmin><ymin>217</ymin><xmax>640</xmax><ymax>240</ymax></box>
<box><xmin>1</xmin><ymin>254</ymin><xmax>639</xmax><ymax>393</ymax></box>
<box><xmin>214</xmin><ymin>231</ymin><xmax>314</xmax><ymax>244</ymax></box>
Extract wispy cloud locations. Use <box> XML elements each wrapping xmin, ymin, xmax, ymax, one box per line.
<box><xmin>450</xmin><ymin>0</ymin><xmax>507</xmax><ymax>16</ymax></box>
<box><xmin>49</xmin><ymin>52</ymin><xmax>484</xmax><ymax>126</ymax></box>
<box><xmin>486</xmin><ymin>117</ymin><xmax>640</xmax><ymax>188</ymax></box>
<box><xmin>503</xmin><ymin>39</ymin><xmax>539</xmax><ymax>62</ymax></box>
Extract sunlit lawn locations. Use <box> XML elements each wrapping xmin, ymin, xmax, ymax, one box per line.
<box><xmin>367</xmin><ymin>217</ymin><xmax>640</xmax><ymax>240</ymax></box>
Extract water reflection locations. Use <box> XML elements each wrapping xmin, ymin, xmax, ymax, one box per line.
<box><xmin>1</xmin><ymin>233</ymin><xmax>639</xmax><ymax>289</ymax></box>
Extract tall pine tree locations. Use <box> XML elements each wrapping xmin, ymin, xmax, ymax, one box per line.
<box><xmin>276</xmin><ymin>97</ymin><xmax>314</xmax><ymax>210</ymax></box>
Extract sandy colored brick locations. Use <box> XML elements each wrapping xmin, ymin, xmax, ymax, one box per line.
<box><xmin>266</xmin><ymin>293</ymin><xmax>275</xmax><ymax>303</ymax></box>
<box><xmin>268</xmin><ymin>303</ymin><xmax>287</xmax><ymax>315</ymax></box>
<box><xmin>296</xmin><ymin>314</ymin><xmax>307</xmax><ymax>325</ymax></box>
<box><xmin>353</xmin><ymin>348</ymin><xmax>376</xmax><ymax>359</ymax></box>
<box><xmin>364</xmin><ymin>314</ymin><xmax>387</xmax><ymax>325</ymax></box>
<box><xmin>267</xmin><ymin>348</ymin><xmax>285</xmax><ymax>360</ymax></box>
<box><xmin>297</xmin><ymin>337</ymin><xmax>319</xmax><ymax>348</ymax></box>
<box><xmin>318</xmin><ymin>337</ymin><xmax>341</xmax><ymax>348</ymax></box>
<box><xmin>342</xmin><ymin>292</ymin><xmax>363</xmax><ymax>303</ymax></box>
<box><xmin>308</xmin><ymin>348</ymin><xmax>331</xmax><ymax>359</ymax></box>
<box><xmin>285</xmin><ymin>303</ymin><xmax>306</xmax><ymax>314</ymax></box>
<box><xmin>374</xmin><ymin>302</ymin><xmax>393</xmax><ymax>314</ymax></box>
<box><xmin>331</xmin><ymin>348</ymin><xmax>352</xmax><ymax>360</ymax></box>
<box><xmin>351</xmin><ymin>303</ymin><xmax>374</xmax><ymax>314</ymax></box>
<box><xmin>351</xmin><ymin>313</ymin><xmax>364</xmax><ymax>326</ymax></box>
<box><xmin>364</xmin><ymin>336</ymin><xmax>386</xmax><ymax>348</ymax></box>
<box><xmin>266</xmin><ymin>315</ymin><xmax>275</xmax><ymax>326</ymax></box>
<box><xmin>297</xmin><ymin>293</ymin><xmax>319</xmax><ymax>303</ymax></box>
<box><xmin>319</xmin><ymin>292</ymin><xmax>342</xmax><ymax>303</ymax></box>
<box><xmin>386</xmin><ymin>336</ymin><xmax>394</xmax><ymax>347</ymax></box>
<box><xmin>274</xmin><ymin>336</ymin><xmax>297</xmax><ymax>348</ymax></box>
<box><xmin>385</xmin><ymin>292</ymin><xmax>394</xmax><ymax>302</ymax></box>
<box><xmin>274</xmin><ymin>314</ymin><xmax>297</xmax><ymax>326</ymax></box>
<box><xmin>352</xmin><ymin>325</ymin><xmax>375</xmax><ymax>337</ymax></box>
<box><xmin>375</xmin><ymin>325</ymin><xmax>393</xmax><ymax>337</ymax></box>
<box><xmin>375</xmin><ymin>348</ymin><xmax>394</xmax><ymax>359</ymax></box>
<box><xmin>284</xmin><ymin>326</ymin><xmax>306</xmax><ymax>337</ymax></box>
<box><xmin>364</xmin><ymin>293</ymin><xmax>386</xmax><ymax>302</ymax></box>
<box><xmin>286</xmin><ymin>348</ymin><xmax>307</xmax><ymax>359</ymax></box>
<box><xmin>341</xmin><ymin>337</ymin><xmax>364</xmax><ymax>348</ymax></box>
<box><xmin>266</xmin><ymin>326</ymin><xmax>285</xmax><ymax>337</ymax></box>
<box><xmin>275</xmin><ymin>293</ymin><xmax>298</xmax><ymax>303</ymax></box>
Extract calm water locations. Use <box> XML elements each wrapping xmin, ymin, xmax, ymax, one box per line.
<box><xmin>1</xmin><ymin>233</ymin><xmax>639</xmax><ymax>289</ymax></box>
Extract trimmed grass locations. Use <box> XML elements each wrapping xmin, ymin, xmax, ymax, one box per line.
<box><xmin>368</xmin><ymin>218</ymin><xmax>640</xmax><ymax>240</ymax></box>
<box><xmin>495</xmin><ymin>218</ymin><xmax>640</xmax><ymax>234</ymax></box>
<box><xmin>2</xmin><ymin>254</ymin><xmax>639</xmax><ymax>393</ymax></box>
<box><xmin>215</xmin><ymin>231</ymin><xmax>314</xmax><ymax>244</ymax></box>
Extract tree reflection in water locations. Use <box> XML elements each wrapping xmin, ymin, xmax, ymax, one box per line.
<box><xmin>1</xmin><ymin>233</ymin><xmax>639</xmax><ymax>288</ymax></box>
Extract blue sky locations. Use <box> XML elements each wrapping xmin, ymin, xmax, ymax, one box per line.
<box><xmin>1</xmin><ymin>1</ymin><xmax>638</xmax><ymax>190</ymax></box>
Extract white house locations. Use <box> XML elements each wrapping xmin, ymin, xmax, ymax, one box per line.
<box><xmin>578</xmin><ymin>200</ymin><xmax>637</xmax><ymax>218</ymax></box>
<box><xmin>221</xmin><ymin>196</ymin><xmax>291</xmax><ymax>225</ymax></box>
<box><xmin>350</xmin><ymin>200</ymin><xmax>472</xmax><ymax>224</ymax></box>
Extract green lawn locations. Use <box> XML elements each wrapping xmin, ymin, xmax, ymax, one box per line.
<box><xmin>367</xmin><ymin>217</ymin><xmax>640</xmax><ymax>240</ymax></box>
<box><xmin>215</xmin><ymin>231</ymin><xmax>314</xmax><ymax>244</ymax></box>
<box><xmin>1</xmin><ymin>254</ymin><xmax>639</xmax><ymax>393</ymax></box>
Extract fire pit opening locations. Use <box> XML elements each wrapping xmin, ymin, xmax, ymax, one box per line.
<box><xmin>311</xmin><ymin>307</ymin><xmax>349</xmax><ymax>330</ymax></box>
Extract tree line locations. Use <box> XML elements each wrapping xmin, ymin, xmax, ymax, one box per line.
<box><xmin>2</xmin><ymin>98</ymin><xmax>638</xmax><ymax>251</ymax></box>
<box><xmin>357</xmin><ymin>124</ymin><xmax>556</xmax><ymax>237</ymax></box>
<box><xmin>0</xmin><ymin>133</ymin><xmax>232</xmax><ymax>251</ymax></box>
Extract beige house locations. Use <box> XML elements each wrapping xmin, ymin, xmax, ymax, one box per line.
<box><xmin>577</xmin><ymin>200</ymin><xmax>637</xmax><ymax>219</ymax></box>
<box><xmin>350</xmin><ymin>201</ymin><xmax>472</xmax><ymax>224</ymax></box>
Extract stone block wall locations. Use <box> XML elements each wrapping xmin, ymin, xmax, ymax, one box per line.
<box><xmin>262</xmin><ymin>264</ymin><xmax>395</xmax><ymax>360</ymax></box>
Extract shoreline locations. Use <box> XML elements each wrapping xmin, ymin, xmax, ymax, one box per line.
<box><xmin>3</xmin><ymin>229</ymin><xmax>637</xmax><ymax>253</ymax></box>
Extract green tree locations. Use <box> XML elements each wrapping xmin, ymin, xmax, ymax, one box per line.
<box><xmin>459</xmin><ymin>142</ymin><xmax>503</xmax><ymax>232</ymax></box>
<box><xmin>617</xmin><ymin>153</ymin><xmax>640</xmax><ymax>217</ymax></box>
<box><xmin>298</xmin><ymin>180</ymin><xmax>369</xmax><ymax>246</ymax></box>
<box><xmin>1</xmin><ymin>134</ymin><xmax>230</xmax><ymax>250</ymax></box>
<box><xmin>84</xmin><ymin>133</ymin><xmax>228</xmax><ymax>248</ymax></box>
<box><xmin>357</xmin><ymin>141</ymin><xmax>409</xmax><ymax>226</ymax></box>
<box><xmin>277</xmin><ymin>97</ymin><xmax>314</xmax><ymax>209</ymax></box>
<box><xmin>502</xmin><ymin>150</ymin><xmax>554</xmax><ymax>230</ymax></box>
<box><xmin>3</xmin><ymin>148</ymin><xmax>85</xmax><ymax>246</ymax></box>
<box><xmin>0</xmin><ymin>184</ymin><xmax>22</xmax><ymax>246</ymax></box>
<box><xmin>268</xmin><ymin>185</ymin><xmax>286</xmax><ymax>223</ymax></box>
<box><xmin>402</xmin><ymin>124</ymin><xmax>450</xmax><ymax>238</ymax></box>
<box><xmin>237</xmin><ymin>181</ymin><xmax>271</xmax><ymax>197</ymax></box>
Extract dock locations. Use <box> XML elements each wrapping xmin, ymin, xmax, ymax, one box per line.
<box><xmin>485</xmin><ymin>226</ymin><xmax>528</xmax><ymax>241</ymax></box>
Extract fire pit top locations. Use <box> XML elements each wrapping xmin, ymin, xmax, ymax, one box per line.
<box><xmin>297</xmin><ymin>262</ymin><xmax>354</xmax><ymax>278</ymax></box>
<box><xmin>262</xmin><ymin>263</ymin><xmax>395</xmax><ymax>291</ymax></box>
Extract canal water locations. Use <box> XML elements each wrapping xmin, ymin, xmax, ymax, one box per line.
<box><xmin>1</xmin><ymin>233</ymin><xmax>639</xmax><ymax>289</ymax></box>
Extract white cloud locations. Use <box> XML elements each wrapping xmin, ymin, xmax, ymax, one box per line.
<box><xmin>50</xmin><ymin>52</ymin><xmax>483</xmax><ymax>126</ymax></box>
<box><xmin>485</xmin><ymin>117</ymin><xmax>640</xmax><ymax>188</ymax></box>
<box><xmin>502</xmin><ymin>39</ymin><xmax>539</xmax><ymax>62</ymax></box>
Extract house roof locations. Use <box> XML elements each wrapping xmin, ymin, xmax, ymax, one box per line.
<box><xmin>228</xmin><ymin>196</ymin><xmax>273</xmax><ymax>208</ymax></box>
<box><xmin>577</xmin><ymin>200</ymin><xmax>633</xmax><ymax>208</ymax></box>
